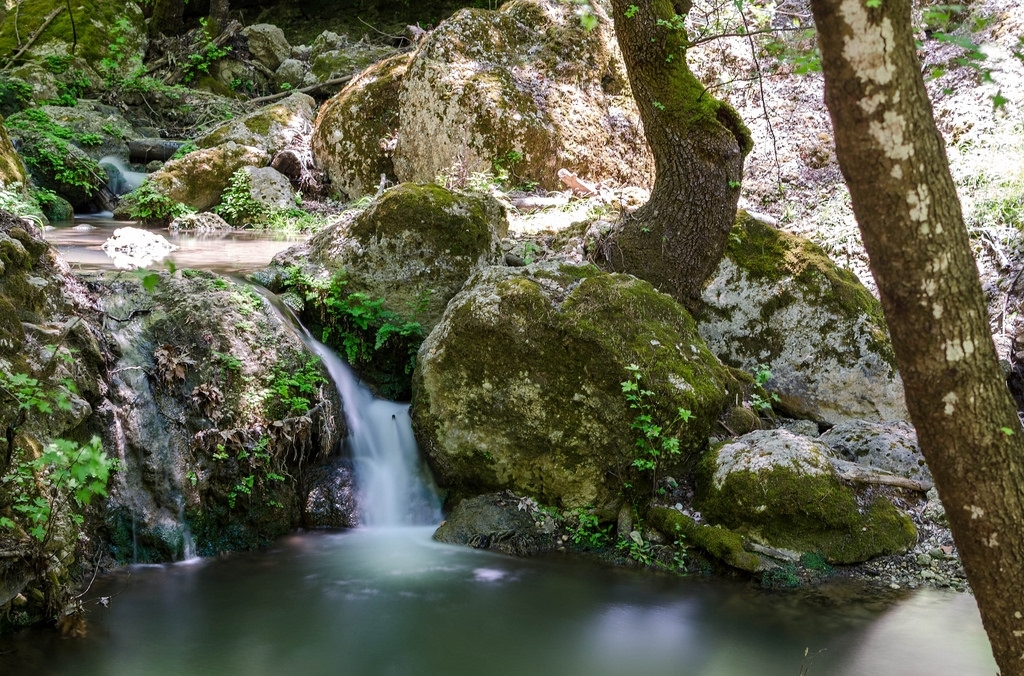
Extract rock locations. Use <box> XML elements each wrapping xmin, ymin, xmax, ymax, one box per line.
<box><xmin>92</xmin><ymin>271</ymin><xmax>345</xmax><ymax>559</ymax></box>
<box><xmin>310</xmin><ymin>41</ymin><xmax>398</xmax><ymax>85</ymax></box>
<box><xmin>169</xmin><ymin>212</ymin><xmax>232</xmax><ymax>232</ymax></box>
<box><xmin>6</xmin><ymin>124</ymin><xmax>108</xmax><ymax>211</ymax></box>
<box><xmin>275</xmin><ymin>58</ymin><xmax>309</xmax><ymax>90</ymax></box>
<box><xmin>393</xmin><ymin>0</ymin><xmax>651</xmax><ymax>191</ymax></box>
<box><xmin>695</xmin><ymin>429</ymin><xmax>917</xmax><ymax>564</ymax></box>
<box><xmin>281</xmin><ymin>183</ymin><xmax>508</xmax><ymax>336</ymax></box>
<box><xmin>242</xmin><ymin>24</ymin><xmax>291</xmax><ymax>71</ymax></box>
<box><xmin>696</xmin><ymin>212</ymin><xmax>907</xmax><ymax>425</ymax></box>
<box><xmin>145</xmin><ymin>141</ymin><xmax>270</xmax><ymax>211</ymax></box>
<box><xmin>304</xmin><ymin>457</ymin><xmax>359</xmax><ymax>528</ymax></box>
<box><xmin>312</xmin><ymin>53</ymin><xmax>410</xmax><ymax>199</ymax></box>
<box><xmin>100</xmin><ymin>227</ymin><xmax>177</xmax><ymax>269</ymax></box>
<box><xmin>310</xmin><ymin>31</ymin><xmax>347</xmax><ymax>58</ymax></box>
<box><xmin>647</xmin><ymin>507</ymin><xmax>766</xmax><ymax>573</ymax></box>
<box><xmin>433</xmin><ymin>493</ymin><xmax>555</xmax><ymax>556</ymax></box>
<box><xmin>29</xmin><ymin>103</ymin><xmax>140</xmax><ymax>161</ymax></box>
<box><xmin>240</xmin><ymin>166</ymin><xmax>295</xmax><ymax>211</ymax></box>
<box><xmin>778</xmin><ymin>417</ymin><xmax>820</xmax><ymax>437</ymax></box>
<box><xmin>197</xmin><ymin>93</ymin><xmax>317</xmax><ymax>158</ymax></box>
<box><xmin>819</xmin><ymin>420</ymin><xmax>931</xmax><ymax>484</ymax></box>
<box><xmin>413</xmin><ymin>264</ymin><xmax>733</xmax><ymax>514</ymax></box>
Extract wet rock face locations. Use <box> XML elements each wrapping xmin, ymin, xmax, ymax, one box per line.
<box><xmin>304</xmin><ymin>457</ymin><xmax>359</xmax><ymax>529</ymax></box>
<box><xmin>696</xmin><ymin>429</ymin><xmax>917</xmax><ymax>564</ymax></box>
<box><xmin>433</xmin><ymin>492</ymin><xmax>557</xmax><ymax>556</ymax></box>
<box><xmin>91</xmin><ymin>271</ymin><xmax>346</xmax><ymax>559</ymax></box>
<box><xmin>413</xmin><ymin>264</ymin><xmax>733</xmax><ymax>515</ymax></box>
<box><xmin>696</xmin><ymin>213</ymin><xmax>907</xmax><ymax>426</ymax></box>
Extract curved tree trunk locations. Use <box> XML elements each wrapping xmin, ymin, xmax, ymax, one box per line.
<box><xmin>600</xmin><ymin>0</ymin><xmax>752</xmax><ymax>305</ymax></box>
<box><xmin>809</xmin><ymin>0</ymin><xmax>1024</xmax><ymax>672</ymax></box>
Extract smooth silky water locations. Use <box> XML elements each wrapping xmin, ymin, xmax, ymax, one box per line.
<box><xmin>2</xmin><ymin>233</ymin><xmax>998</xmax><ymax>675</ymax></box>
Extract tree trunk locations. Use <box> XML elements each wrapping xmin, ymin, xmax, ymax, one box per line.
<box><xmin>149</xmin><ymin>0</ymin><xmax>186</xmax><ymax>38</ymax></box>
<box><xmin>809</xmin><ymin>0</ymin><xmax>1024</xmax><ymax>671</ymax></box>
<box><xmin>208</xmin><ymin>0</ymin><xmax>231</xmax><ymax>35</ymax></box>
<box><xmin>600</xmin><ymin>0</ymin><xmax>752</xmax><ymax>305</ymax></box>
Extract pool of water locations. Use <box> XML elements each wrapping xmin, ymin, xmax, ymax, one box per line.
<box><xmin>44</xmin><ymin>214</ymin><xmax>305</xmax><ymax>274</ymax></box>
<box><xmin>0</xmin><ymin>528</ymin><xmax>996</xmax><ymax>676</ymax></box>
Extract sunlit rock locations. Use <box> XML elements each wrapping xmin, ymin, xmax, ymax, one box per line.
<box><xmin>101</xmin><ymin>227</ymin><xmax>177</xmax><ymax>269</ymax></box>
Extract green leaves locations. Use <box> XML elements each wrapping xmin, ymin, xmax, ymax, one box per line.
<box><xmin>620</xmin><ymin>364</ymin><xmax>691</xmax><ymax>494</ymax></box>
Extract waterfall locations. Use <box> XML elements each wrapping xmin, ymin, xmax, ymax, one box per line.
<box><xmin>307</xmin><ymin>339</ymin><xmax>442</xmax><ymax>526</ymax></box>
<box><xmin>98</xmin><ymin>155</ymin><xmax>147</xmax><ymax>195</ymax></box>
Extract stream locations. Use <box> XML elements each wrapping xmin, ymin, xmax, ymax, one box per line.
<box><xmin>3</xmin><ymin>221</ymin><xmax>998</xmax><ymax>675</ymax></box>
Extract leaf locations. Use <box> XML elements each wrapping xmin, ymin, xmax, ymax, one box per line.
<box><xmin>141</xmin><ymin>272</ymin><xmax>161</xmax><ymax>292</ymax></box>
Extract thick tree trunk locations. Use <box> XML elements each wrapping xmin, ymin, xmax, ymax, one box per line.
<box><xmin>208</xmin><ymin>0</ymin><xmax>231</xmax><ymax>34</ymax></box>
<box><xmin>600</xmin><ymin>0</ymin><xmax>752</xmax><ymax>305</ymax></box>
<box><xmin>809</xmin><ymin>0</ymin><xmax>1024</xmax><ymax>672</ymax></box>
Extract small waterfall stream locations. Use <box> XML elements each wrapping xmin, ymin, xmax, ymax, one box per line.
<box><xmin>303</xmin><ymin>336</ymin><xmax>443</xmax><ymax>527</ymax></box>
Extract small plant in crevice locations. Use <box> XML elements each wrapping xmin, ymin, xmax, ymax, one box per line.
<box><xmin>750</xmin><ymin>362</ymin><xmax>780</xmax><ymax>414</ymax></box>
<box><xmin>182</xmin><ymin>18</ymin><xmax>232</xmax><ymax>84</ymax></box>
<box><xmin>118</xmin><ymin>180</ymin><xmax>195</xmax><ymax>224</ymax></box>
<box><xmin>214</xmin><ymin>169</ymin><xmax>263</xmax><ymax>226</ymax></box>
<box><xmin>264</xmin><ymin>356</ymin><xmax>327</xmax><ymax>420</ymax></box>
<box><xmin>620</xmin><ymin>363</ymin><xmax>692</xmax><ymax>496</ymax></box>
<box><xmin>226</xmin><ymin>435</ymin><xmax>287</xmax><ymax>510</ymax></box>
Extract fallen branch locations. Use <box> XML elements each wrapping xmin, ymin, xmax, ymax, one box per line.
<box><xmin>2</xmin><ymin>6</ymin><xmax>64</xmax><ymax>71</ymax></box>
<box><xmin>557</xmin><ymin>168</ymin><xmax>599</xmax><ymax>196</ymax></box>
<box><xmin>247</xmin><ymin>74</ymin><xmax>356</xmax><ymax>105</ymax></box>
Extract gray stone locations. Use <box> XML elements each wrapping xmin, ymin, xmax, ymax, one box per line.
<box><xmin>242</xmin><ymin>23</ymin><xmax>291</xmax><ymax>71</ymax></box>
<box><xmin>275</xmin><ymin>58</ymin><xmax>308</xmax><ymax>90</ymax></box>
<box><xmin>241</xmin><ymin>166</ymin><xmax>295</xmax><ymax>210</ymax></box>
<box><xmin>819</xmin><ymin>420</ymin><xmax>931</xmax><ymax>483</ymax></box>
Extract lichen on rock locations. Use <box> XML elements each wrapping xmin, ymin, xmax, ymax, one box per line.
<box><xmin>696</xmin><ymin>211</ymin><xmax>907</xmax><ymax>425</ymax></box>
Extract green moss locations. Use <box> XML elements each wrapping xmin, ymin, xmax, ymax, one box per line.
<box><xmin>648</xmin><ymin>507</ymin><xmax>762</xmax><ymax>573</ymax></box>
<box><xmin>695</xmin><ymin>446</ymin><xmax>916</xmax><ymax>564</ymax></box>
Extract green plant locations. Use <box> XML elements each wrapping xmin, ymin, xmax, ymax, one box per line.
<box><xmin>620</xmin><ymin>364</ymin><xmax>692</xmax><ymax>494</ymax></box>
<box><xmin>265</xmin><ymin>356</ymin><xmax>327</xmax><ymax>419</ymax></box>
<box><xmin>0</xmin><ymin>184</ymin><xmax>45</xmax><ymax>225</ymax></box>
<box><xmin>566</xmin><ymin>507</ymin><xmax>611</xmax><ymax>548</ymax></box>
<box><xmin>286</xmin><ymin>269</ymin><xmax>424</xmax><ymax>397</ymax></box>
<box><xmin>617</xmin><ymin>528</ymin><xmax>653</xmax><ymax>565</ymax></box>
<box><xmin>183</xmin><ymin>18</ymin><xmax>232</xmax><ymax>83</ymax></box>
<box><xmin>749</xmin><ymin>363</ymin><xmax>780</xmax><ymax>413</ymax></box>
<box><xmin>120</xmin><ymin>180</ymin><xmax>195</xmax><ymax>223</ymax></box>
<box><xmin>170</xmin><ymin>140</ymin><xmax>197</xmax><ymax>160</ymax></box>
<box><xmin>214</xmin><ymin>169</ymin><xmax>262</xmax><ymax>225</ymax></box>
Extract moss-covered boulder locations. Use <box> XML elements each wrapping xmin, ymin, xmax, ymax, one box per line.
<box><xmin>412</xmin><ymin>264</ymin><xmax>732</xmax><ymax>514</ymax></box>
<box><xmin>143</xmin><ymin>141</ymin><xmax>270</xmax><ymax>211</ymax></box>
<box><xmin>312</xmin><ymin>53</ymin><xmax>410</xmax><ymax>199</ymax></box>
<box><xmin>197</xmin><ymin>93</ymin><xmax>316</xmax><ymax>158</ymax></box>
<box><xmin>0</xmin><ymin>1</ymin><xmax>147</xmax><ymax>96</ymax></box>
<box><xmin>0</xmin><ymin>117</ymin><xmax>27</xmax><ymax>189</ymax></box>
<box><xmin>91</xmin><ymin>271</ymin><xmax>346</xmax><ymax>560</ymax></box>
<box><xmin>696</xmin><ymin>213</ymin><xmax>907</xmax><ymax>425</ymax></box>
<box><xmin>394</xmin><ymin>0</ymin><xmax>651</xmax><ymax>191</ymax></box>
<box><xmin>310</xmin><ymin>39</ymin><xmax>398</xmax><ymax>86</ymax></box>
<box><xmin>695</xmin><ymin>429</ymin><xmax>917</xmax><ymax>564</ymax></box>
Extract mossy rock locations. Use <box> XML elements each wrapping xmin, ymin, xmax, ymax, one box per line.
<box><xmin>394</xmin><ymin>0</ymin><xmax>650</xmax><ymax>191</ymax></box>
<box><xmin>91</xmin><ymin>271</ymin><xmax>345</xmax><ymax>559</ymax></box>
<box><xmin>413</xmin><ymin>264</ymin><xmax>732</xmax><ymax>515</ymax></box>
<box><xmin>198</xmin><ymin>93</ymin><xmax>316</xmax><ymax>157</ymax></box>
<box><xmin>434</xmin><ymin>492</ymin><xmax>556</xmax><ymax>556</ymax></box>
<box><xmin>5</xmin><ymin>127</ymin><xmax>106</xmax><ymax>211</ymax></box>
<box><xmin>696</xmin><ymin>212</ymin><xmax>907</xmax><ymax>425</ymax></box>
<box><xmin>646</xmin><ymin>507</ymin><xmax>765</xmax><ymax>573</ymax></box>
<box><xmin>144</xmin><ymin>141</ymin><xmax>270</xmax><ymax>211</ymax></box>
<box><xmin>312</xmin><ymin>53</ymin><xmax>410</xmax><ymax>199</ymax></box>
<box><xmin>0</xmin><ymin>116</ymin><xmax>27</xmax><ymax>188</ymax></box>
<box><xmin>695</xmin><ymin>429</ymin><xmax>917</xmax><ymax>564</ymax></box>
<box><xmin>310</xmin><ymin>43</ymin><xmax>398</xmax><ymax>84</ymax></box>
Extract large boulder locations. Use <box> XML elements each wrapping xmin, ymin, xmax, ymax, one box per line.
<box><xmin>92</xmin><ymin>271</ymin><xmax>346</xmax><ymax>560</ymax></box>
<box><xmin>279</xmin><ymin>183</ymin><xmax>508</xmax><ymax>336</ymax></box>
<box><xmin>0</xmin><ymin>117</ymin><xmax>27</xmax><ymax>189</ymax></box>
<box><xmin>393</xmin><ymin>0</ymin><xmax>651</xmax><ymax>191</ymax></box>
<box><xmin>312</xmin><ymin>53</ymin><xmax>410</xmax><ymax>199</ymax></box>
<box><xmin>412</xmin><ymin>264</ymin><xmax>733</xmax><ymax>514</ymax></box>
<box><xmin>143</xmin><ymin>141</ymin><xmax>270</xmax><ymax>211</ymax></box>
<box><xmin>696</xmin><ymin>429</ymin><xmax>917</xmax><ymax>564</ymax></box>
<box><xmin>696</xmin><ymin>213</ymin><xmax>907</xmax><ymax>425</ymax></box>
<box><xmin>242</xmin><ymin>24</ymin><xmax>291</xmax><ymax>71</ymax></box>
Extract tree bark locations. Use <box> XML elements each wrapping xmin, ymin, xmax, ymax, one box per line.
<box><xmin>809</xmin><ymin>0</ymin><xmax>1024</xmax><ymax>671</ymax></box>
<box><xmin>600</xmin><ymin>0</ymin><xmax>752</xmax><ymax>305</ymax></box>
<box><xmin>149</xmin><ymin>0</ymin><xmax>185</xmax><ymax>39</ymax></box>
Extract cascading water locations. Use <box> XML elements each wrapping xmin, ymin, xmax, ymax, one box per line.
<box><xmin>303</xmin><ymin>337</ymin><xmax>443</xmax><ymax>527</ymax></box>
